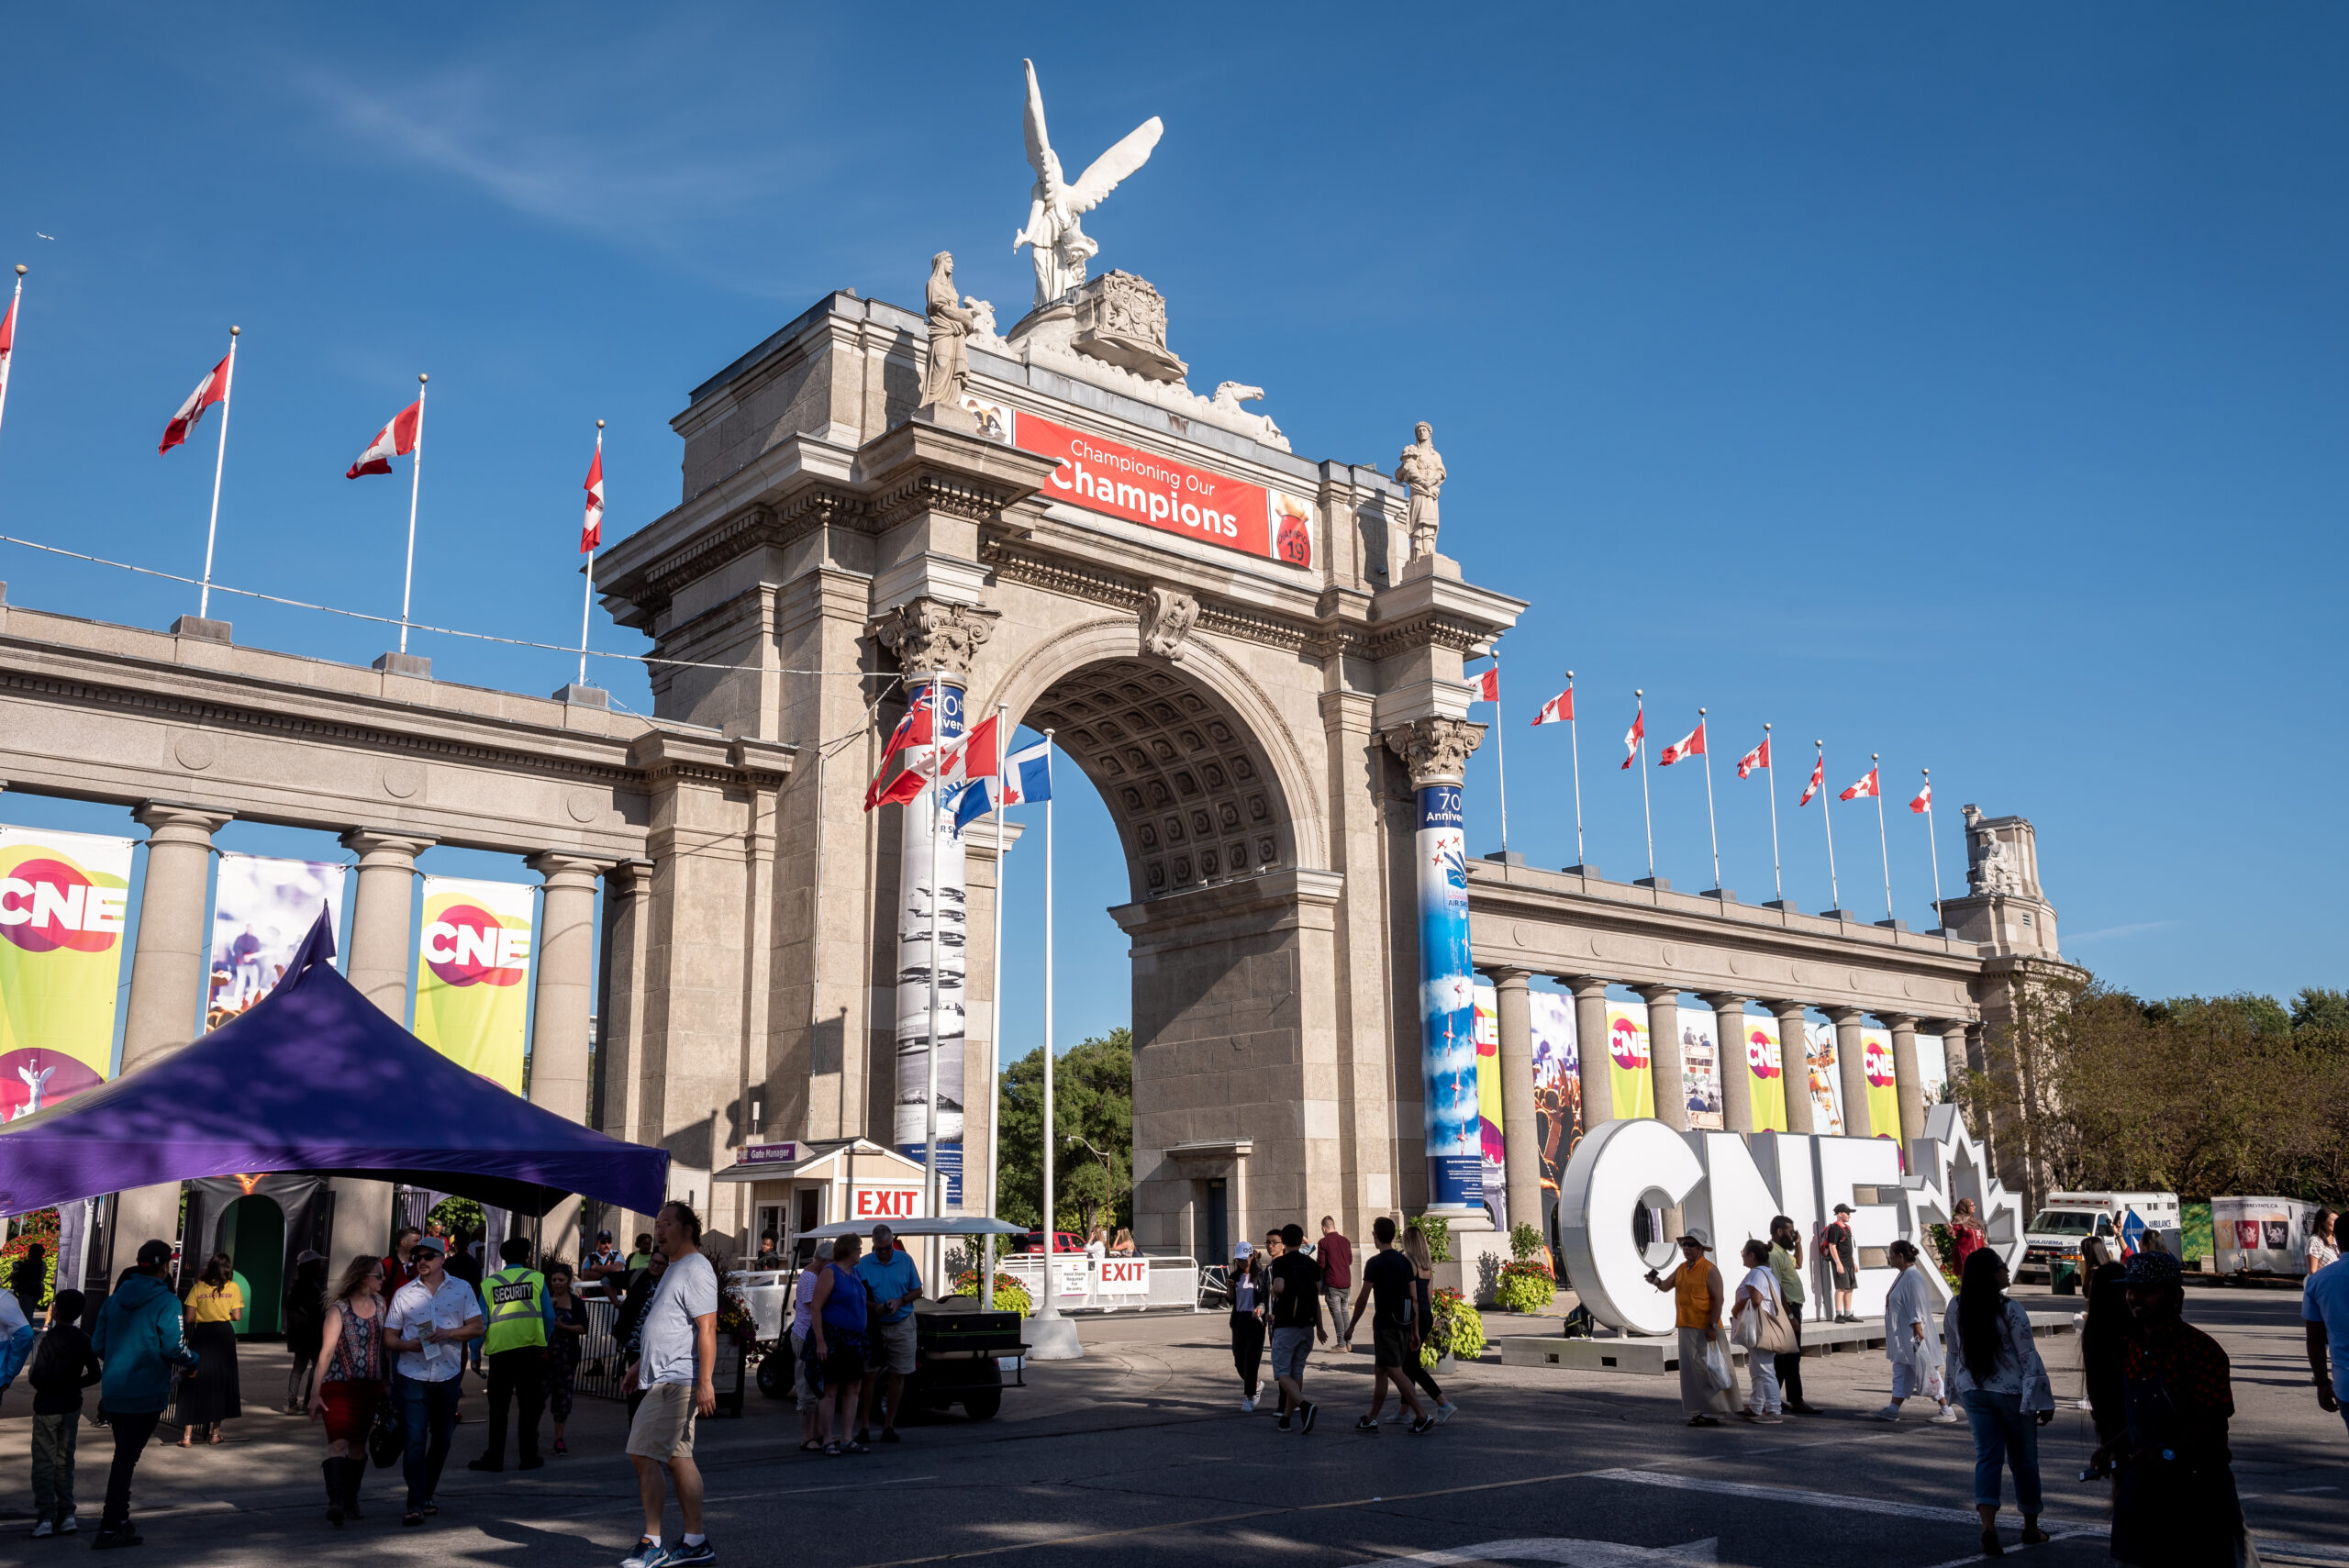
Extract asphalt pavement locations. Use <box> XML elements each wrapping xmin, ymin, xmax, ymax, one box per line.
<box><xmin>0</xmin><ymin>1284</ymin><xmax>2340</xmax><ymax>1568</ymax></box>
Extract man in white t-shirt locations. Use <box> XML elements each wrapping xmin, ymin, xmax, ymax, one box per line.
<box><xmin>621</xmin><ymin>1201</ymin><xmax>718</xmax><ymax>1568</ymax></box>
<box><xmin>2304</xmin><ymin>1252</ymin><xmax>2349</xmax><ymax>1439</ymax></box>
<box><xmin>382</xmin><ymin>1235</ymin><xmax>484</xmax><ymax>1527</ymax></box>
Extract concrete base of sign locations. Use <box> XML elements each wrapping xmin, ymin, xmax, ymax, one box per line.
<box><xmin>1024</xmin><ymin>1313</ymin><xmax>1084</xmax><ymax>1361</ymax></box>
<box><xmin>373</xmin><ymin>651</ymin><xmax>431</xmax><ymax>678</ymax></box>
<box><xmin>1493</xmin><ymin>1307</ymin><xmax>2077</xmax><ymax>1374</ymax></box>
<box><xmin>170</xmin><ymin>615</ymin><xmax>232</xmax><ymax>643</ymax></box>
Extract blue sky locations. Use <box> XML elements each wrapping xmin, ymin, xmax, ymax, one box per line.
<box><xmin>0</xmin><ymin>6</ymin><xmax>2343</xmax><ymax>1068</ymax></box>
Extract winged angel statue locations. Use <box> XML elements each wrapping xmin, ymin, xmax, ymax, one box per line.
<box><xmin>1013</xmin><ymin>59</ymin><xmax>1163</xmax><ymax>312</ymax></box>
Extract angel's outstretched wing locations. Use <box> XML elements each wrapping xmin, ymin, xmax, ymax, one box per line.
<box><xmin>1067</xmin><ymin>117</ymin><xmax>1163</xmax><ymax>216</ymax></box>
<box><xmin>1022</xmin><ymin>59</ymin><xmax>1059</xmax><ymax>201</ymax></box>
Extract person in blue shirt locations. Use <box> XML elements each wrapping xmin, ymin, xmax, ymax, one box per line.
<box><xmin>852</xmin><ymin>1225</ymin><xmax>922</xmax><ymax>1444</ymax></box>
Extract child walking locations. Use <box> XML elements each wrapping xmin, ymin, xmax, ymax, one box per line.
<box><xmin>28</xmin><ymin>1290</ymin><xmax>103</xmax><ymax>1537</ymax></box>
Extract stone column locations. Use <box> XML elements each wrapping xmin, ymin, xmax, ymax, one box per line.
<box><xmin>1382</xmin><ymin>716</ymin><xmax>1485</xmax><ymax>1217</ymax></box>
<box><xmin>1765</xmin><ymin>1000</ymin><xmax>1816</xmax><ymax>1134</ymax></box>
<box><xmin>529</xmin><ymin>852</ymin><xmax>608</xmax><ymax>1262</ymax></box>
<box><xmin>1884</xmin><ymin>1012</ymin><xmax>1924</xmax><ymax>1151</ymax></box>
<box><xmin>1635</xmin><ymin>984</ymin><xmax>1687</xmax><ymax>1132</ymax></box>
<box><xmin>333</xmin><ymin>829</ymin><xmax>432</xmax><ymax>1268</ymax></box>
<box><xmin>1487</xmin><ymin>968</ymin><xmax>1541</xmax><ymax>1235</ymax></box>
<box><xmin>1700</xmin><ymin>993</ymin><xmax>1753</xmax><ymax>1133</ymax></box>
<box><xmin>593</xmin><ymin>860</ymin><xmax>655</xmax><ymax>1242</ymax></box>
<box><xmin>1823</xmin><ymin>1006</ymin><xmax>1871</xmax><ymax>1139</ymax></box>
<box><xmin>1564</xmin><ymin>975</ymin><xmax>1615</xmax><ymax>1128</ymax></box>
<box><xmin>115</xmin><ymin>803</ymin><xmax>232</xmax><ymax>1264</ymax></box>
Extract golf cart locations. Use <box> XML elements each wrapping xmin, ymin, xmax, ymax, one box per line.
<box><xmin>741</xmin><ymin>1217</ymin><xmax>1030</xmax><ymax>1422</ymax></box>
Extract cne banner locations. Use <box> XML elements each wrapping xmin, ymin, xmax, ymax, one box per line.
<box><xmin>413</xmin><ymin>876</ymin><xmax>535</xmax><ymax>1091</ymax></box>
<box><xmin>1605</xmin><ymin>1001</ymin><xmax>1656</xmax><ymax>1121</ymax></box>
<box><xmin>1742</xmin><ymin>1014</ymin><xmax>1789</xmax><ymax>1133</ymax></box>
<box><xmin>0</xmin><ymin>827</ymin><xmax>134</xmax><ymax>1120</ymax></box>
<box><xmin>1860</xmin><ymin>1027</ymin><xmax>1900</xmax><ymax>1142</ymax></box>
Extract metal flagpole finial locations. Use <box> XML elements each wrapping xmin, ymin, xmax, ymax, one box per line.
<box><xmin>13</xmin><ymin>264</ymin><xmax>24</xmax><ymax>276</ymax></box>
<box><xmin>596</xmin><ymin>417</ymin><xmax>606</xmax><ymax>429</ymax></box>
<box><xmin>1635</xmin><ymin>687</ymin><xmax>1642</xmax><ymax>696</ymax></box>
<box><xmin>1764</xmin><ymin>721</ymin><xmax>1772</xmax><ymax>731</ymax></box>
<box><xmin>1565</xmin><ymin>670</ymin><xmax>1574</xmax><ymax>680</ymax></box>
<box><xmin>229</xmin><ymin>325</ymin><xmax>239</xmax><ymax>338</ymax></box>
<box><xmin>1698</xmin><ymin>706</ymin><xmax>1706</xmax><ymax>716</ymax></box>
<box><xmin>417</xmin><ymin>373</ymin><xmax>429</xmax><ymax>384</ymax></box>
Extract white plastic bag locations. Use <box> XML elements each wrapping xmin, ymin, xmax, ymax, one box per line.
<box><xmin>1704</xmin><ymin>1336</ymin><xmax>1734</xmax><ymax>1392</ymax></box>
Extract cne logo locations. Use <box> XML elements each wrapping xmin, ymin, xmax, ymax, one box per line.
<box><xmin>1863</xmin><ymin>1040</ymin><xmax>1895</xmax><ymax>1088</ymax></box>
<box><xmin>0</xmin><ymin>859</ymin><xmax>128</xmax><ymax>954</ymax></box>
<box><xmin>1609</xmin><ymin>1017</ymin><xmax>1648</xmax><ymax>1072</ymax></box>
<box><xmin>1746</xmin><ymin>1028</ymin><xmax>1781</xmax><ymax>1081</ymax></box>
<box><xmin>421</xmin><ymin>904</ymin><xmax>531</xmax><ymax>987</ymax></box>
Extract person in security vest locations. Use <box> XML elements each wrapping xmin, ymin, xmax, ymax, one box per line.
<box><xmin>466</xmin><ymin>1237</ymin><xmax>558</xmax><ymax>1472</ymax></box>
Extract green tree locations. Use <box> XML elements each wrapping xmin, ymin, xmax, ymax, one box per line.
<box><xmin>996</xmin><ymin>1028</ymin><xmax>1133</xmax><ymax>1235</ymax></box>
<box><xmin>2290</xmin><ymin>987</ymin><xmax>2349</xmax><ymax>1035</ymax></box>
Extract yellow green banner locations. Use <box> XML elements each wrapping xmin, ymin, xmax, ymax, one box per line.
<box><xmin>0</xmin><ymin>827</ymin><xmax>135</xmax><ymax>1119</ymax></box>
<box><xmin>413</xmin><ymin>876</ymin><xmax>535</xmax><ymax>1092</ymax></box>
<box><xmin>1742</xmin><ymin>1014</ymin><xmax>1788</xmax><ymax>1132</ymax></box>
<box><xmin>1861</xmin><ymin>1026</ymin><xmax>1900</xmax><ymax>1143</ymax></box>
<box><xmin>1605</xmin><ymin>1002</ymin><xmax>1655</xmax><ymax>1120</ymax></box>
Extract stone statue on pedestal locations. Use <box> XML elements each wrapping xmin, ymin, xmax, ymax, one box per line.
<box><xmin>1014</xmin><ymin>58</ymin><xmax>1163</xmax><ymax>311</ymax></box>
<box><xmin>919</xmin><ymin>251</ymin><xmax>982</xmax><ymax>412</ymax></box>
<box><xmin>1396</xmin><ymin>422</ymin><xmax>1447</xmax><ymax>561</ymax></box>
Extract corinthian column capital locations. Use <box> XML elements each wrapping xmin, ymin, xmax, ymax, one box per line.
<box><xmin>1382</xmin><ymin>716</ymin><xmax>1484</xmax><ymax>789</ymax></box>
<box><xmin>871</xmin><ymin>597</ymin><xmax>998</xmax><ymax>683</ymax></box>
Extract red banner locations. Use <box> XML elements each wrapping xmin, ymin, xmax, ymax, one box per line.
<box><xmin>1013</xmin><ymin>409</ymin><xmax>1310</xmax><ymax>570</ymax></box>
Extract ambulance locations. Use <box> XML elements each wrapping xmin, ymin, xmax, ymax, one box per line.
<box><xmin>2018</xmin><ymin>1191</ymin><xmax>2181</xmax><ymax>1284</ymax></box>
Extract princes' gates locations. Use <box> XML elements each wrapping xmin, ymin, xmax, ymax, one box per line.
<box><xmin>0</xmin><ymin>279</ymin><xmax>2076</xmax><ymax>1274</ymax></box>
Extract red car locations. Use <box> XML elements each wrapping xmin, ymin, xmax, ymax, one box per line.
<box><xmin>1009</xmin><ymin>1230</ymin><xmax>1085</xmax><ymax>1254</ymax></box>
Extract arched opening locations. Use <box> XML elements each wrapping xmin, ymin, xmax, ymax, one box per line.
<box><xmin>220</xmin><ymin>1195</ymin><xmax>285</xmax><ymax>1337</ymax></box>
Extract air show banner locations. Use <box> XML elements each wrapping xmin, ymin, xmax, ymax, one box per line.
<box><xmin>414</xmin><ymin>877</ymin><xmax>535</xmax><ymax>1091</ymax></box>
<box><xmin>208</xmin><ymin>853</ymin><xmax>345</xmax><ymax>1028</ymax></box>
<box><xmin>1415</xmin><ymin>783</ymin><xmax>1480</xmax><ymax>1212</ymax></box>
<box><xmin>0</xmin><ymin>827</ymin><xmax>133</xmax><ymax>1121</ymax></box>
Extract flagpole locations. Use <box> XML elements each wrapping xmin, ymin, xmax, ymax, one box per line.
<box><xmin>1764</xmin><ymin>723</ymin><xmax>1783</xmax><ymax>905</ymax></box>
<box><xmin>1872</xmin><ymin>751</ymin><xmax>1893</xmax><ymax>923</ymax></box>
<box><xmin>1921</xmin><ymin>768</ymin><xmax>1943</xmax><ymax>930</ymax></box>
<box><xmin>0</xmin><ymin>265</ymin><xmax>25</xmax><ymax>437</ymax></box>
<box><xmin>579</xmin><ymin>419</ymin><xmax>602</xmax><ymax>687</ymax></box>
<box><xmin>1698</xmin><ymin>706</ymin><xmax>1720</xmax><ymax>892</ymax></box>
<box><xmin>1038</xmin><ymin>728</ymin><xmax>1060</xmax><ymax>1326</ymax></box>
<box><xmin>1492</xmin><ymin>656</ymin><xmax>1509</xmax><ymax>856</ymax></box>
<box><xmin>983</xmin><ymin>703</ymin><xmax>1008</xmax><ymax>1310</ymax></box>
<box><xmin>1635</xmin><ymin>690</ymin><xmax>1655</xmax><ymax>881</ymax></box>
<box><xmin>398</xmin><ymin>373</ymin><xmax>428</xmax><ymax>654</ymax></box>
<box><xmin>1818</xmin><ymin>740</ymin><xmax>1842</xmax><ymax>913</ymax></box>
<box><xmin>1566</xmin><ymin>672</ymin><xmax>1585</xmax><ymax>867</ymax></box>
<box><xmin>196</xmin><ymin>326</ymin><xmax>239</xmax><ymax>621</ymax></box>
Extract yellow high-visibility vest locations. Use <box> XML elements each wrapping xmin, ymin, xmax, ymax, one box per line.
<box><xmin>481</xmin><ymin>1266</ymin><xmax>548</xmax><ymax>1353</ymax></box>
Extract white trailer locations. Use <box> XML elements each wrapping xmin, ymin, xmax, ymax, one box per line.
<box><xmin>2210</xmin><ymin>1196</ymin><xmax>2321</xmax><ymax>1276</ymax></box>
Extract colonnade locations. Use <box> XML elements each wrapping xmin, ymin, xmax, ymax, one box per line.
<box><xmin>98</xmin><ymin>800</ymin><xmax>610</xmax><ymax>1272</ymax></box>
<box><xmin>1480</xmin><ymin>965</ymin><xmax>1979</xmax><ymax>1235</ymax></box>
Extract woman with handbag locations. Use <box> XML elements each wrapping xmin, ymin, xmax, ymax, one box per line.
<box><xmin>306</xmin><ymin>1256</ymin><xmax>389</xmax><ymax>1526</ymax></box>
<box><xmin>1644</xmin><ymin>1228</ymin><xmax>1737</xmax><ymax>1427</ymax></box>
<box><xmin>1731</xmin><ymin>1239</ymin><xmax>1790</xmax><ymax>1423</ymax></box>
<box><xmin>1876</xmin><ymin>1239</ymin><xmax>1958</xmax><ymax>1423</ymax></box>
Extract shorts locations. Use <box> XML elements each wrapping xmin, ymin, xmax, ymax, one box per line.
<box><xmin>1270</xmin><ymin>1326</ymin><xmax>1314</xmax><ymax>1384</ymax></box>
<box><xmin>1832</xmin><ymin>1267</ymin><xmax>1858</xmax><ymax>1292</ymax></box>
<box><xmin>871</xmin><ymin>1317</ymin><xmax>918</xmax><ymax>1376</ymax></box>
<box><xmin>790</xmin><ymin>1332</ymin><xmax>820</xmax><ymax>1411</ymax></box>
<box><xmin>625</xmin><ymin>1379</ymin><xmax>699</xmax><ymax>1462</ymax></box>
<box><xmin>1372</xmin><ymin>1321</ymin><xmax>1415</xmax><ymax>1369</ymax></box>
<box><xmin>317</xmin><ymin>1379</ymin><xmax>384</xmax><ymax>1446</ymax></box>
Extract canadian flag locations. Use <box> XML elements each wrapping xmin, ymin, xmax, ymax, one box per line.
<box><xmin>1531</xmin><ymin>686</ymin><xmax>1573</xmax><ymax>726</ymax></box>
<box><xmin>937</xmin><ymin>713</ymin><xmax>1001</xmax><ymax>792</ymax></box>
<box><xmin>581</xmin><ymin>444</ymin><xmax>605</xmax><ymax>552</ymax></box>
<box><xmin>160</xmin><ymin>351</ymin><xmax>233</xmax><ymax>455</ymax></box>
<box><xmin>1658</xmin><ymin>718</ymin><xmax>1706</xmax><ymax>767</ymax></box>
<box><xmin>0</xmin><ymin>288</ymin><xmax>18</xmax><ymax>431</ymax></box>
<box><xmin>1620</xmin><ymin>706</ymin><xmax>1644</xmax><ymax>770</ymax></box>
<box><xmin>1798</xmin><ymin>755</ymin><xmax>1825</xmax><ymax>806</ymax></box>
<box><xmin>1840</xmin><ymin>767</ymin><xmax>1880</xmax><ymax>802</ymax></box>
<box><xmin>864</xmin><ymin>689</ymin><xmax>937</xmax><ymax>809</ymax></box>
<box><xmin>347</xmin><ymin>400</ymin><xmax>422</xmax><ymax>478</ymax></box>
<box><xmin>1473</xmin><ymin>665</ymin><xmax>1499</xmax><ymax>702</ymax></box>
<box><xmin>1736</xmin><ymin>737</ymin><xmax>1770</xmax><ymax>779</ymax></box>
<box><xmin>1909</xmin><ymin>780</ymin><xmax>1932</xmax><ymax>815</ymax></box>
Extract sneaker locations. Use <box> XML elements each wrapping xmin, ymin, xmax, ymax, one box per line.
<box><xmin>1872</xmin><ymin>1405</ymin><xmax>1902</xmax><ymax>1421</ymax></box>
<box><xmin>1298</xmin><ymin>1401</ymin><xmax>1319</xmax><ymax>1434</ymax></box>
<box><xmin>1434</xmin><ymin>1402</ymin><xmax>1457</xmax><ymax>1425</ymax></box>
<box><xmin>1753</xmin><ymin>1413</ymin><xmax>1785</xmax><ymax>1425</ymax></box>
<box><xmin>60</xmin><ymin>1518</ymin><xmax>79</xmax><ymax>1535</ymax></box>
<box><xmin>1240</xmin><ymin>1396</ymin><xmax>1255</xmax><ymax>1413</ymax></box>
<box><xmin>1407</xmin><ymin>1416</ymin><xmax>1436</xmax><ymax>1435</ymax></box>
<box><xmin>92</xmin><ymin>1529</ymin><xmax>143</xmax><ymax>1551</ymax></box>
<box><xmin>1354</xmin><ymin>1416</ymin><xmax>1380</xmax><ymax>1433</ymax></box>
<box><xmin>668</xmin><ymin>1541</ymin><xmax>717</xmax><ymax>1565</ymax></box>
<box><xmin>1277</xmin><ymin>1413</ymin><xmax>1292</xmax><ymax>1432</ymax></box>
<box><xmin>621</xmin><ymin>1539</ymin><xmax>664</xmax><ymax>1568</ymax></box>
<box><xmin>1931</xmin><ymin>1407</ymin><xmax>1961</xmax><ymax>1425</ymax></box>
<box><xmin>30</xmin><ymin>1520</ymin><xmax>53</xmax><ymax>1539</ymax></box>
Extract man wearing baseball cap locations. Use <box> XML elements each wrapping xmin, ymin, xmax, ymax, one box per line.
<box><xmin>1824</xmin><ymin>1204</ymin><xmax>1860</xmax><ymax>1322</ymax></box>
<box><xmin>383</xmin><ymin>1235</ymin><xmax>484</xmax><ymax>1528</ymax></box>
<box><xmin>1645</xmin><ymin>1228</ymin><xmax>1736</xmax><ymax>1427</ymax></box>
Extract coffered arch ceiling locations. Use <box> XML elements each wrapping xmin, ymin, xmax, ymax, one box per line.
<box><xmin>1023</xmin><ymin>659</ymin><xmax>1294</xmax><ymax>904</ymax></box>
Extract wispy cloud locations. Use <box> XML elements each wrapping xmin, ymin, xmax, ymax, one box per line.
<box><xmin>2064</xmin><ymin>919</ymin><xmax>2178</xmax><ymax>945</ymax></box>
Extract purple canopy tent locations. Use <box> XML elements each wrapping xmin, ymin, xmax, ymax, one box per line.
<box><xmin>0</xmin><ymin>911</ymin><xmax>664</xmax><ymax>1218</ymax></box>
